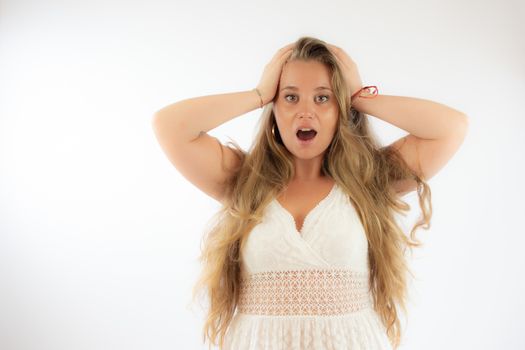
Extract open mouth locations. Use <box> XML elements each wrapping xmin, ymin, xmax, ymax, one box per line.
<box><xmin>296</xmin><ymin>129</ymin><xmax>317</xmax><ymax>142</ymax></box>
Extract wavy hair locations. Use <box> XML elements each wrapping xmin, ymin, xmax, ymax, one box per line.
<box><xmin>190</xmin><ymin>36</ymin><xmax>432</xmax><ymax>350</ymax></box>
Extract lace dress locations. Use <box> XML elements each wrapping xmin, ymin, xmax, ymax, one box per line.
<box><xmin>222</xmin><ymin>183</ymin><xmax>394</xmax><ymax>350</ymax></box>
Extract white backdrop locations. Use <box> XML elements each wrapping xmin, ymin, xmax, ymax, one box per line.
<box><xmin>1</xmin><ymin>0</ymin><xmax>524</xmax><ymax>349</ymax></box>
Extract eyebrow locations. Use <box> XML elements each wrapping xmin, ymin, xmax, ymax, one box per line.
<box><xmin>280</xmin><ymin>85</ymin><xmax>332</xmax><ymax>92</ymax></box>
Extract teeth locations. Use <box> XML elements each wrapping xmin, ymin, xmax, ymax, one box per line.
<box><xmin>299</xmin><ymin>128</ymin><xmax>313</xmax><ymax>131</ymax></box>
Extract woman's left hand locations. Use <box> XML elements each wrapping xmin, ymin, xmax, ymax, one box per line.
<box><xmin>326</xmin><ymin>43</ymin><xmax>364</xmax><ymax>101</ymax></box>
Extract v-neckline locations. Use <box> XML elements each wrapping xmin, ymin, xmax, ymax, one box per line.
<box><xmin>273</xmin><ymin>182</ymin><xmax>338</xmax><ymax>236</ymax></box>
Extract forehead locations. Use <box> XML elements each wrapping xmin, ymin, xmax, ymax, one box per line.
<box><xmin>279</xmin><ymin>60</ymin><xmax>332</xmax><ymax>89</ymax></box>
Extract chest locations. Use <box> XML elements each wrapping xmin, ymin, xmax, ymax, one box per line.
<box><xmin>276</xmin><ymin>181</ymin><xmax>336</xmax><ymax>234</ymax></box>
<box><xmin>240</xmin><ymin>183</ymin><xmax>371</xmax><ymax>275</ymax></box>
<box><xmin>277</xmin><ymin>198</ymin><xmax>315</xmax><ymax>233</ymax></box>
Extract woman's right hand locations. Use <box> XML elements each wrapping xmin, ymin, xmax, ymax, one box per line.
<box><xmin>256</xmin><ymin>43</ymin><xmax>295</xmax><ymax>106</ymax></box>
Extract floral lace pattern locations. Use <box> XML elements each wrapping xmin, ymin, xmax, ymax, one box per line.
<box><xmin>237</xmin><ymin>268</ymin><xmax>373</xmax><ymax>316</ymax></box>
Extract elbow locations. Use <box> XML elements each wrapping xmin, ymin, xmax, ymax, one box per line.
<box><xmin>452</xmin><ymin>113</ymin><xmax>469</xmax><ymax>135</ymax></box>
<box><xmin>151</xmin><ymin>112</ymin><xmax>171</xmax><ymax>136</ymax></box>
<box><xmin>151</xmin><ymin>112</ymin><xmax>177</xmax><ymax>130</ymax></box>
<box><xmin>151</xmin><ymin>111</ymin><xmax>165</xmax><ymax>125</ymax></box>
<box><xmin>460</xmin><ymin>114</ymin><xmax>469</xmax><ymax>134</ymax></box>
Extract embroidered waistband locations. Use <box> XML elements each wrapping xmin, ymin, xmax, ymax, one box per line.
<box><xmin>237</xmin><ymin>268</ymin><xmax>373</xmax><ymax>316</ymax></box>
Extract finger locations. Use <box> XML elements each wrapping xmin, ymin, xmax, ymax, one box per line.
<box><xmin>329</xmin><ymin>46</ymin><xmax>351</xmax><ymax>70</ymax></box>
<box><xmin>282</xmin><ymin>48</ymin><xmax>293</xmax><ymax>60</ymax></box>
<box><xmin>280</xmin><ymin>43</ymin><xmax>295</xmax><ymax>50</ymax></box>
<box><xmin>327</xmin><ymin>44</ymin><xmax>346</xmax><ymax>59</ymax></box>
<box><xmin>326</xmin><ymin>43</ymin><xmax>340</xmax><ymax>53</ymax></box>
<box><xmin>274</xmin><ymin>44</ymin><xmax>294</xmax><ymax>59</ymax></box>
<box><xmin>281</xmin><ymin>51</ymin><xmax>293</xmax><ymax>66</ymax></box>
<box><xmin>271</xmin><ymin>47</ymin><xmax>294</xmax><ymax>63</ymax></box>
<box><xmin>326</xmin><ymin>44</ymin><xmax>342</xmax><ymax>61</ymax></box>
<box><xmin>327</xmin><ymin>46</ymin><xmax>345</xmax><ymax>67</ymax></box>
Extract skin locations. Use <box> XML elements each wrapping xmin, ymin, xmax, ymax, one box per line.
<box><xmin>272</xmin><ymin>59</ymin><xmax>339</xmax><ymax>184</ymax></box>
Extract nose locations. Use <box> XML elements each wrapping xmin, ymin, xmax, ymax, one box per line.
<box><xmin>294</xmin><ymin>95</ymin><xmax>317</xmax><ymax>115</ymax></box>
<box><xmin>297</xmin><ymin>112</ymin><xmax>313</xmax><ymax>119</ymax></box>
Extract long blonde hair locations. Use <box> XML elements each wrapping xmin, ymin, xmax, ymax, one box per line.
<box><xmin>191</xmin><ymin>36</ymin><xmax>432</xmax><ymax>350</ymax></box>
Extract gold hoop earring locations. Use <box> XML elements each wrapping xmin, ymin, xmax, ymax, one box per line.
<box><xmin>271</xmin><ymin>124</ymin><xmax>276</xmax><ymax>137</ymax></box>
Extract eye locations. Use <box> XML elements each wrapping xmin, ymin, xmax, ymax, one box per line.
<box><xmin>284</xmin><ymin>94</ymin><xmax>330</xmax><ymax>103</ymax></box>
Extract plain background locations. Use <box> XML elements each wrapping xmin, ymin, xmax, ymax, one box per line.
<box><xmin>1</xmin><ymin>0</ymin><xmax>524</xmax><ymax>349</ymax></box>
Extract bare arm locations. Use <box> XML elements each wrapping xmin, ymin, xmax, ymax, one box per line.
<box><xmin>151</xmin><ymin>89</ymin><xmax>262</xmax><ymax>203</ymax></box>
<box><xmin>152</xmin><ymin>89</ymin><xmax>262</xmax><ymax>142</ymax></box>
<box><xmin>151</xmin><ymin>44</ymin><xmax>293</xmax><ymax>202</ymax></box>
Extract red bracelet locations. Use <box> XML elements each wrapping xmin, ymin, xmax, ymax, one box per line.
<box><xmin>350</xmin><ymin>85</ymin><xmax>379</xmax><ymax>102</ymax></box>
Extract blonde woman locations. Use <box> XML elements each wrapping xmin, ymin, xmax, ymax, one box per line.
<box><xmin>152</xmin><ymin>37</ymin><xmax>469</xmax><ymax>350</ymax></box>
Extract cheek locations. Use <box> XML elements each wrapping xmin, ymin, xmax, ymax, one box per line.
<box><xmin>322</xmin><ymin>118</ymin><xmax>339</xmax><ymax>141</ymax></box>
<box><xmin>273</xmin><ymin>112</ymin><xmax>291</xmax><ymax>131</ymax></box>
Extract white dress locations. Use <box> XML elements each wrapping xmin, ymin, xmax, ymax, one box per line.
<box><xmin>222</xmin><ymin>183</ymin><xmax>393</xmax><ymax>350</ymax></box>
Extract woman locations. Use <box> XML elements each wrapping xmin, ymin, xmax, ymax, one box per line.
<box><xmin>152</xmin><ymin>37</ymin><xmax>469</xmax><ymax>349</ymax></box>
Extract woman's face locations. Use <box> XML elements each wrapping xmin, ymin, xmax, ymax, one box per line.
<box><xmin>272</xmin><ymin>60</ymin><xmax>339</xmax><ymax>160</ymax></box>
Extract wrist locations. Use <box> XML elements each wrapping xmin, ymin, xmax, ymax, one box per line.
<box><xmin>349</xmin><ymin>85</ymin><xmax>379</xmax><ymax>112</ymax></box>
<box><xmin>252</xmin><ymin>88</ymin><xmax>264</xmax><ymax>109</ymax></box>
<box><xmin>350</xmin><ymin>85</ymin><xmax>379</xmax><ymax>107</ymax></box>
